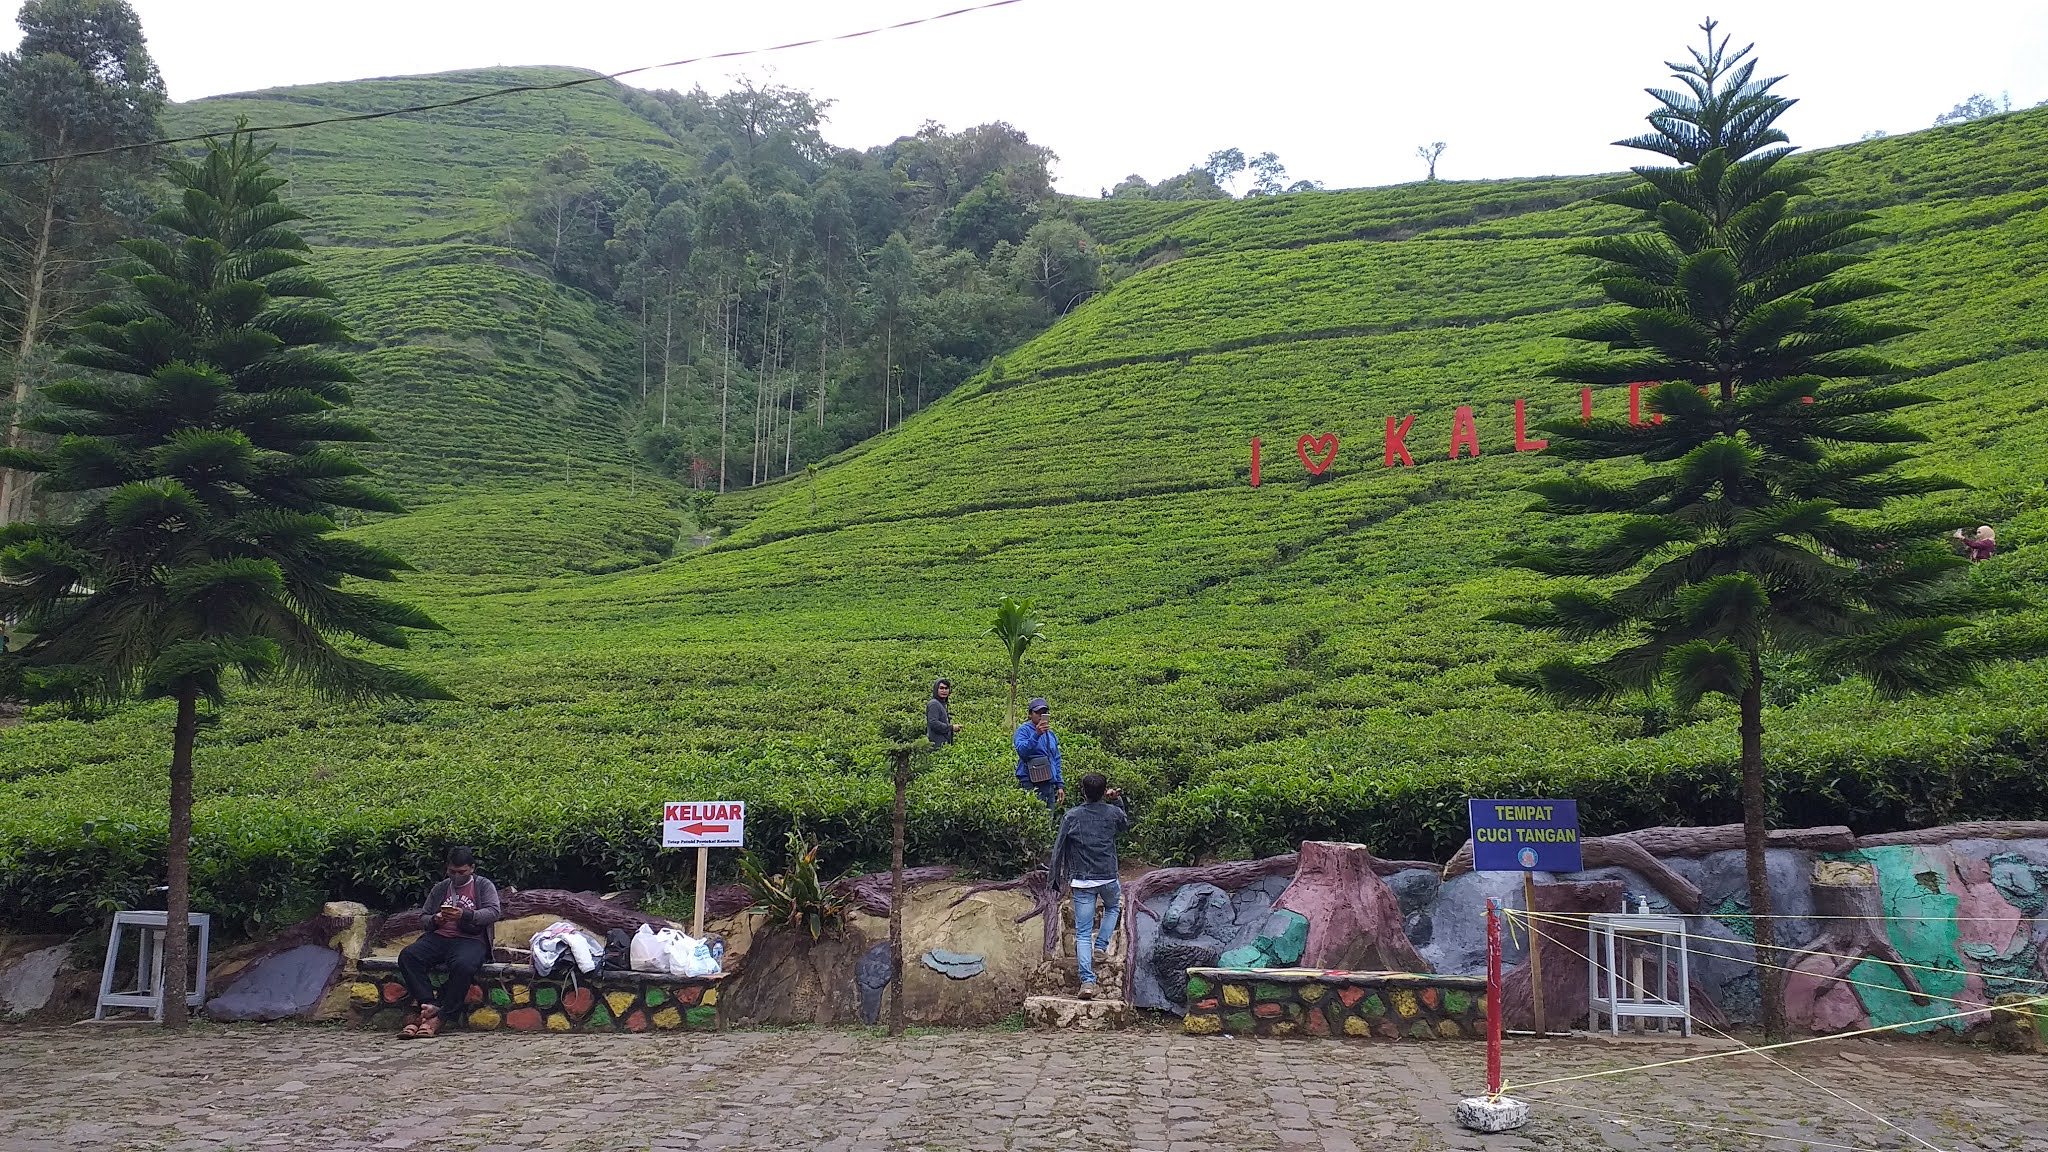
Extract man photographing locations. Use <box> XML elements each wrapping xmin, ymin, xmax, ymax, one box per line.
<box><xmin>1049</xmin><ymin>772</ymin><xmax>1129</xmax><ymax>1000</ymax></box>
<box><xmin>396</xmin><ymin>846</ymin><xmax>502</xmax><ymax>1038</ymax></box>
<box><xmin>1012</xmin><ymin>696</ymin><xmax>1063</xmax><ymax>811</ymax></box>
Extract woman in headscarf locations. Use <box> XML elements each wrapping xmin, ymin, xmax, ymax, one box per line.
<box><xmin>1956</xmin><ymin>525</ymin><xmax>1997</xmax><ymax>562</ymax></box>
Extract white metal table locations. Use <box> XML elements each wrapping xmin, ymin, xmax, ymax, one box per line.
<box><xmin>1586</xmin><ymin>912</ymin><xmax>1691</xmax><ymax>1036</ymax></box>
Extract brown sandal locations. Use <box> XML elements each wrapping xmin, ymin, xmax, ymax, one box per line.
<box><xmin>398</xmin><ymin>1005</ymin><xmax>435</xmax><ymax>1039</ymax></box>
<box><xmin>415</xmin><ymin>1006</ymin><xmax>444</xmax><ymax>1038</ymax></box>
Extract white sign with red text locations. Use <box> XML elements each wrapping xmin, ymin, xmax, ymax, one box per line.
<box><xmin>662</xmin><ymin>801</ymin><xmax>746</xmax><ymax>848</ymax></box>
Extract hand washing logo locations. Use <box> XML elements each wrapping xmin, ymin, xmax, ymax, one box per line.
<box><xmin>1518</xmin><ymin>847</ymin><xmax>1538</xmax><ymax>869</ymax></box>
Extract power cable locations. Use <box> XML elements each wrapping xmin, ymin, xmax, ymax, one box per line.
<box><xmin>0</xmin><ymin>0</ymin><xmax>1028</xmax><ymax>169</ymax></box>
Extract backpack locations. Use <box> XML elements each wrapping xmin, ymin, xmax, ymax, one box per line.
<box><xmin>604</xmin><ymin>927</ymin><xmax>634</xmax><ymax>971</ymax></box>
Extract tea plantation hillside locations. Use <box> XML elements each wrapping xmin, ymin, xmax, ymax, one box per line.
<box><xmin>161</xmin><ymin>69</ymin><xmax>681</xmax><ymax>499</ymax></box>
<box><xmin>5</xmin><ymin>107</ymin><xmax>2047</xmax><ymax>933</ymax></box>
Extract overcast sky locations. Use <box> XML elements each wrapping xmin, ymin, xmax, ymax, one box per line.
<box><xmin>53</xmin><ymin>1</ymin><xmax>2048</xmax><ymax>194</ymax></box>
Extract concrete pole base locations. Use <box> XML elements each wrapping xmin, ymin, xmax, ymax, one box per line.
<box><xmin>1455</xmin><ymin>1096</ymin><xmax>1530</xmax><ymax>1133</ymax></box>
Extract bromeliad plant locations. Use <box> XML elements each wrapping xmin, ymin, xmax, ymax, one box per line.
<box><xmin>1489</xmin><ymin>21</ymin><xmax>2046</xmax><ymax>1037</ymax></box>
<box><xmin>738</xmin><ymin>827</ymin><xmax>851</xmax><ymax>940</ymax></box>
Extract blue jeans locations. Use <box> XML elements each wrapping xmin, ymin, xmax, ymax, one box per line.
<box><xmin>1072</xmin><ymin>879</ymin><xmax>1121</xmax><ymax>986</ymax></box>
<box><xmin>1021</xmin><ymin>780</ymin><xmax>1059</xmax><ymax>812</ymax></box>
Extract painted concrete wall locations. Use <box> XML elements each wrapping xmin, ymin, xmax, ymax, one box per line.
<box><xmin>1133</xmin><ymin>831</ymin><xmax>2048</xmax><ymax>1032</ymax></box>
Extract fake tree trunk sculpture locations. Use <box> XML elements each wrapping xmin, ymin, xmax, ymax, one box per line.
<box><xmin>1272</xmin><ymin>842</ymin><xmax>1430</xmax><ymax>973</ymax></box>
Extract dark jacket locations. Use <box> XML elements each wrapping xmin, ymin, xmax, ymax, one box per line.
<box><xmin>1050</xmin><ymin>798</ymin><xmax>1129</xmax><ymax>889</ymax></box>
<box><xmin>1013</xmin><ymin>722</ymin><xmax>1062</xmax><ymax>785</ymax></box>
<box><xmin>926</xmin><ymin>682</ymin><xmax>954</xmax><ymax>747</ymax></box>
<box><xmin>418</xmin><ymin>875</ymin><xmax>504</xmax><ymax>951</ymax></box>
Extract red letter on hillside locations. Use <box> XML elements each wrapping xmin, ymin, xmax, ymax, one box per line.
<box><xmin>1448</xmin><ymin>405</ymin><xmax>1481</xmax><ymax>459</ymax></box>
<box><xmin>1580</xmin><ymin>387</ymin><xmax>1593</xmax><ymax>424</ymax></box>
<box><xmin>1628</xmin><ymin>381</ymin><xmax>1664</xmax><ymax>426</ymax></box>
<box><xmin>1249</xmin><ymin>437</ymin><xmax>1261</xmax><ymax>487</ymax></box>
<box><xmin>1384</xmin><ymin>416</ymin><xmax>1415</xmax><ymax>467</ymax></box>
<box><xmin>1513</xmin><ymin>399</ymin><xmax>1548</xmax><ymax>452</ymax></box>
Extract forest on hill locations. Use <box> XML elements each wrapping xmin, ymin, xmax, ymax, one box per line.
<box><xmin>149</xmin><ymin>70</ymin><xmax>1307</xmax><ymax>506</ymax></box>
<box><xmin>2</xmin><ymin>2</ymin><xmax>2046</xmax><ymax>935</ymax></box>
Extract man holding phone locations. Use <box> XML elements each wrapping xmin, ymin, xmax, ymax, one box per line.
<box><xmin>1049</xmin><ymin>772</ymin><xmax>1130</xmax><ymax>999</ymax></box>
<box><xmin>1012</xmin><ymin>696</ymin><xmax>1063</xmax><ymax>812</ymax></box>
<box><xmin>397</xmin><ymin>846</ymin><xmax>503</xmax><ymax>1038</ymax></box>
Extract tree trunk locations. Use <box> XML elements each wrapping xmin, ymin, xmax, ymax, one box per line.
<box><xmin>754</xmin><ymin>284</ymin><xmax>770</xmax><ymax>486</ymax></box>
<box><xmin>718</xmin><ymin>284</ymin><xmax>731</xmax><ymax>494</ymax></box>
<box><xmin>1</xmin><ymin>162</ymin><xmax>62</xmax><ymax>526</ymax></box>
<box><xmin>161</xmin><ymin>686</ymin><xmax>199</xmax><ymax>1029</ymax></box>
<box><xmin>660</xmin><ymin>286</ymin><xmax>675</xmax><ymax>429</ymax></box>
<box><xmin>1006</xmin><ymin>676</ymin><xmax>1018</xmax><ymax>730</ymax></box>
<box><xmin>817</xmin><ymin>306</ymin><xmax>827</xmax><ymax>429</ymax></box>
<box><xmin>1271</xmin><ymin>841</ymin><xmax>1430</xmax><ymax>972</ymax></box>
<box><xmin>1742</xmin><ymin>647</ymin><xmax>1784</xmax><ymax>1038</ymax></box>
<box><xmin>888</xmin><ymin>749</ymin><xmax>909</xmax><ymax>1036</ymax></box>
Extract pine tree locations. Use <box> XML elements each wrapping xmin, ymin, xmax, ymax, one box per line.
<box><xmin>1490</xmin><ymin>21</ymin><xmax>2044</xmax><ymax>1037</ymax></box>
<box><xmin>0</xmin><ymin>134</ymin><xmax>448</xmax><ymax>1027</ymax></box>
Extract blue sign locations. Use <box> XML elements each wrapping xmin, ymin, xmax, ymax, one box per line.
<box><xmin>1468</xmin><ymin>798</ymin><xmax>1582</xmax><ymax>873</ymax></box>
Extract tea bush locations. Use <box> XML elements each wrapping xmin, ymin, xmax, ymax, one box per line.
<box><xmin>6</xmin><ymin>105</ymin><xmax>2048</xmax><ymax>933</ymax></box>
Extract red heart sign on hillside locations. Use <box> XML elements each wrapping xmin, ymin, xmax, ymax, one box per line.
<box><xmin>1296</xmin><ymin>433</ymin><xmax>1339</xmax><ymax>475</ymax></box>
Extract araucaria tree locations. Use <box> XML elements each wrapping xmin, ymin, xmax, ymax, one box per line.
<box><xmin>1491</xmin><ymin>20</ymin><xmax>2042</xmax><ymax>1037</ymax></box>
<box><xmin>0</xmin><ymin>134</ymin><xmax>449</xmax><ymax>1027</ymax></box>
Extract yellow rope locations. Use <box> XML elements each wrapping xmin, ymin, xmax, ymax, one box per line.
<box><xmin>1514</xmin><ymin>906</ymin><xmax>2045</xmax><ymax>995</ymax></box>
<box><xmin>1519</xmin><ymin>910</ymin><xmax>2048</xmax><ymax>923</ymax></box>
<box><xmin>1525</xmin><ymin>1099</ymin><xmax>1943</xmax><ymax>1152</ymax></box>
<box><xmin>1523</xmin><ymin>920</ymin><xmax>1951</xmax><ymax>1152</ymax></box>
<box><xmin>1503</xmin><ymin>994</ymin><xmax>2048</xmax><ymax>1093</ymax></box>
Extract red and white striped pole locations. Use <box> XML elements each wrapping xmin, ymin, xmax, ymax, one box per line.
<box><xmin>1486</xmin><ymin>896</ymin><xmax>1503</xmax><ymax>1099</ymax></box>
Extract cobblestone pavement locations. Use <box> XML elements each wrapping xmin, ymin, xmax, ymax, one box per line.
<box><xmin>0</xmin><ymin>1021</ymin><xmax>2043</xmax><ymax>1151</ymax></box>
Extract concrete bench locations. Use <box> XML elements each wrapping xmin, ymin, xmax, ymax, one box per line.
<box><xmin>347</xmin><ymin>958</ymin><xmax>725</xmax><ymax>1033</ymax></box>
<box><xmin>1181</xmin><ymin>968</ymin><xmax>1486</xmax><ymax>1039</ymax></box>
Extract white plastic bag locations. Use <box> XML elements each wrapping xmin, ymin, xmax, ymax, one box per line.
<box><xmin>667</xmin><ymin>930</ymin><xmax>720</xmax><ymax>978</ymax></box>
<box><xmin>628</xmin><ymin>923</ymin><xmax>665</xmax><ymax>972</ymax></box>
<box><xmin>531</xmin><ymin>921</ymin><xmax>606</xmax><ymax>977</ymax></box>
<box><xmin>641</xmin><ymin>927</ymin><xmax>720</xmax><ymax>977</ymax></box>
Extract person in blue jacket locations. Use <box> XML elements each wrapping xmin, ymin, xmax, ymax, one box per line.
<box><xmin>1013</xmin><ymin>696</ymin><xmax>1064</xmax><ymax>812</ymax></box>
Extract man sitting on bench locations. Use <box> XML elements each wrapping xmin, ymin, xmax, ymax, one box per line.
<box><xmin>398</xmin><ymin>846</ymin><xmax>502</xmax><ymax>1038</ymax></box>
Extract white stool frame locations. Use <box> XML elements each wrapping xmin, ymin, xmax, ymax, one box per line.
<box><xmin>95</xmin><ymin>910</ymin><xmax>210</xmax><ymax>1020</ymax></box>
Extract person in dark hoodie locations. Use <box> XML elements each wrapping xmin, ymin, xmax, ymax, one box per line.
<box><xmin>1049</xmin><ymin>771</ymin><xmax>1129</xmax><ymax>999</ymax></box>
<box><xmin>396</xmin><ymin>846</ymin><xmax>502</xmax><ymax>1038</ymax></box>
<box><xmin>926</xmin><ymin>679</ymin><xmax>961</xmax><ymax>747</ymax></box>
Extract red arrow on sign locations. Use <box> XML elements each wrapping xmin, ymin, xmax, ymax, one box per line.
<box><xmin>679</xmin><ymin>823</ymin><xmax>730</xmax><ymax>836</ymax></box>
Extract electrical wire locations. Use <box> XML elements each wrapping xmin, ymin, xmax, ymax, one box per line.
<box><xmin>0</xmin><ymin>0</ymin><xmax>1028</xmax><ymax>169</ymax></box>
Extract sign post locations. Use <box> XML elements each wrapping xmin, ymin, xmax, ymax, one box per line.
<box><xmin>663</xmin><ymin>801</ymin><xmax>747</xmax><ymax>937</ymax></box>
<box><xmin>1467</xmin><ymin>799</ymin><xmax>1581</xmax><ymax>1037</ymax></box>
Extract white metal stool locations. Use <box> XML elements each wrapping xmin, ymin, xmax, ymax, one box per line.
<box><xmin>1586</xmin><ymin>911</ymin><xmax>1691</xmax><ymax>1036</ymax></box>
<box><xmin>95</xmin><ymin>910</ymin><xmax>210</xmax><ymax>1020</ymax></box>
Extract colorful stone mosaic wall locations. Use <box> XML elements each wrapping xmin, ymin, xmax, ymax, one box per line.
<box><xmin>347</xmin><ymin>960</ymin><xmax>723</xmax><ymax>1033</ymax></box>
<box><xmin>1181</xmin><ymin>968</ymin><xmax>1486</xmax><ymax>1039</ymax></box>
